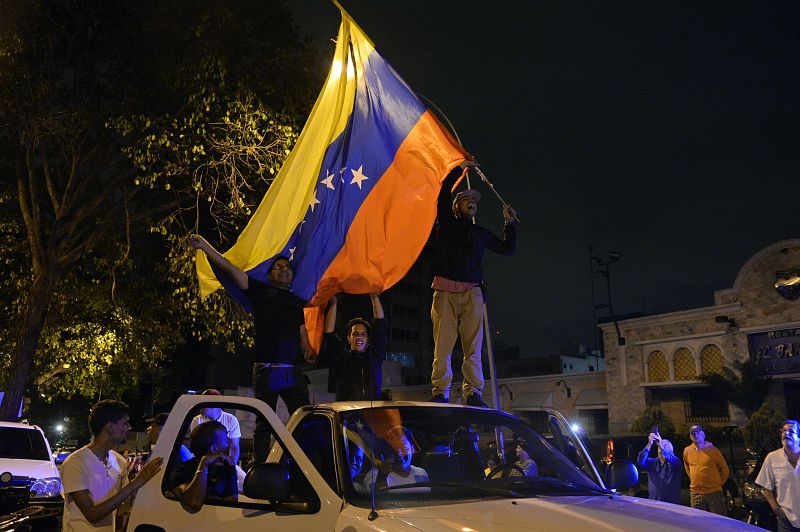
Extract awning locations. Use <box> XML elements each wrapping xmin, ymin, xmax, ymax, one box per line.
<box><xmin>574</xmin><ymin>388</ymin><xmax>608</xmax><ymax>410</ymax></box>
<box><xmin>511</xmin><ymin>391</ymin><xmax>553</xmax><ymax>411</ymax></box>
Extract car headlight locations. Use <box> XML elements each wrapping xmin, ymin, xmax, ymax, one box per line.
<box><xmin>743</xmin><ymin>481</ymin><xmax>764</xmax><ymax>500</ymax></box>
<box><xmin>30</xmin><ymin>477</ymin><xmax>62</xmax><ymax>498</ymax></box>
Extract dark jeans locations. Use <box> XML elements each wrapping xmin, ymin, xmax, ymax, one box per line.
<box><xmin>252</xmin><ymin>363</ymin><xmax>309</xmax><ymax>463</ymax></box>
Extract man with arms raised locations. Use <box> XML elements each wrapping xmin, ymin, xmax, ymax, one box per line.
<box><xmin>190</xmin><ymin>235</ymin><xmax>313</xmax><ymax>462</ymax></box>
<box><xmin>429</xmin><ymin>159</ymin><xmax>517</xmax><ymax>407</ymax></box>
<box><xmin>637</xmin><ymin>431</ymin><xmax>681</xmax><ymax>504</ymax></box>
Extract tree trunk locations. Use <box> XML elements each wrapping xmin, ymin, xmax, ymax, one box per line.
<box><xmin>0</xmin><ymin>269</ymin><xmax>59</xmax><ymax>421</ymax></box>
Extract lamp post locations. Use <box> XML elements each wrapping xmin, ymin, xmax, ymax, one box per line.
<box><xmin>590</xmin><ymin>248</ymin><xmax>626</xmax><ymax>347</ymax></box>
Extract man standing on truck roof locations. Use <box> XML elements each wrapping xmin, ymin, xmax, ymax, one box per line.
<box><xmin>190</xmin><ymin>236</ymin><xmax>313</xmax><ymax>463</ymax></box>
<box><xmin>683</xmin><ymin>424</ymin><xmax>729</xmax><ymax>515</ymax></box>
<box><xmin>61</xmin><ymin>399</ymin><xmax>162</xmax><ymax>531</ymax></box>
<box><xmin>429</xmin><ymin>158</ymin><xmax>517</xmax><ymax>408</ymax></box>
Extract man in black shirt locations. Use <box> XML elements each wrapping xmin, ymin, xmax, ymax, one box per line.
<box><xmin>429</xmin><ymin>160</ymin><xmax>517</xmax><ymax>407</ymax></box>
<box><xmin>319</xmin><ymin>294</ymin><xmax>387</xmax><ymax>401</ymax></box>
<box><xmin>190</xmin><ymin>235</ymin><xmax>313</xmax><ymax>461</ymax></box>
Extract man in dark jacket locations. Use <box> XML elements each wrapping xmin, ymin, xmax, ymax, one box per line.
<box><xmin>637</xmin><ymin>431</ymin><xmax>682</xmax><ymax>504</ymax></box>
<box><xmin>320</xmin><ymin>294</ymin><xmax>387</xmax><ymax>401</ymax></box>
<box><xmin>430</xmin><ymin>160</ymin><xmax>517</xmax><ymax>407</ymax></box>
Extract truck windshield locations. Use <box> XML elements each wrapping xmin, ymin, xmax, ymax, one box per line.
<box><xmin>0</xmin><ymin>427</ymin><xmax>50</xmax><ymax>461</ymax></box>
<box><xmin>339</xmin><ymin>406</ymin><xmax>605</xmax><ymax>508</ymax></box>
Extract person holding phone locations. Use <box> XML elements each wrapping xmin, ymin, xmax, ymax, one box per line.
<box><xmin>637</xmin><ymin>429</ymin><xmax>682</xmax><ymax>504</ymax></box>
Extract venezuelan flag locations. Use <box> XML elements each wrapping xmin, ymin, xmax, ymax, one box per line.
<box><xmin>196</xmin><ymin>5</ymin><xmax>466</xmax><ymax>347</ymax></box>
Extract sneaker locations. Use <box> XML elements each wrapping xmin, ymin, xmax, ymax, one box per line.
<box><xmin>466</xmin><ymin>392</ymin><xmax>488</xmax><ymax>408</ymax></box>
<box><xmin>430</xmin><ymin>394</ymin><xmax>448</xmax><ymax>403</ymax></box>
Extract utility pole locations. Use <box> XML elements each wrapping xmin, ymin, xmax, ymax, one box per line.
<box><xmin>590</xmin><ymin>248</ymin><xmax>626</xmax><ymax>347</ymax></box>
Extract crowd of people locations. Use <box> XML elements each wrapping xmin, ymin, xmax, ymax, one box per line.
<box><xmin>58</xmin><ymin>161</ymin><xmax>800</xmax><ymax>530</ymax></box>
<box><xmin>636</xmin><ymin>422</ymin><xmax>800</xmax><ymax>531</ymax></box>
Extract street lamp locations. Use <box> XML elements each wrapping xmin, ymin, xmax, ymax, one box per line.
<box><xmin>589</xmin><ymin>248</ymin><xmax>626</xmax><ymax>347</ymax></box>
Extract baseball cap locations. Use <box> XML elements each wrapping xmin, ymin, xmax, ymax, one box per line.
<box><xmin>201</xmin><ymin>388</ymin><xmax>222</xmax><ymax>396</ymax></box>
<box><xmin>452</xmin><ymin>189</ymin><xmax>481</xmax><ymax>208</ymax></box>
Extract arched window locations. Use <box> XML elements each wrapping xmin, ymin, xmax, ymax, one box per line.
<box><xmin>674</xmin><ymin>348</ymin><xmax>696</xmax><ymax>380</ymax></box>
<box><xmin>701</xmin><ymin>344</ymin><xmax>724</xmax><ymax>375</ymax></box>
<box><xmin>648</xmin><ymin>350</ymin><xmax>669</xmax><ymax>382</ymax></box>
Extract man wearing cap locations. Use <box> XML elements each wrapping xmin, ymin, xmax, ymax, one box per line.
<box><xmin>145</xmin><ymin>413</ymin><xmax>169</xmax><ymax>449</ymax></box>
<box><xmin>430</xmin><ymin>159</ymin><xmax>517</xmax><ymax>407</ymax></box>
<box><xmin>146</xmin><ymin>412</ymin><xmax>192</xmax><ymax>463</ymax></box>
<box><xmin>683</xmin><ymin>424</ymin><xmax>729</xmax><ymax>515</ymax></box>
<box><xmin>509</xmin><ymin>438</ymin><xmax>538</xmax><ymax>477</ymax></box>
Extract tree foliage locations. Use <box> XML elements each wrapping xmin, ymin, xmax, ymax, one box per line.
<box><xmin>699</xmin><ymin>359</ymin><xmax>771</xmax><ymax>418</ymax></box>
<box><xmin>0</xmin><ymin>0</ymin><xmax>322</xmax><ymax>419</ymax></box>
<box><xmin>630</xmin><ymin>406</ymin><xmax>676</xmax><ymax>439</ymax></box>
<box><xmin>742</xmin><ymin>402</ymin><xmax>784</xmax><ymax>455</ymax></box>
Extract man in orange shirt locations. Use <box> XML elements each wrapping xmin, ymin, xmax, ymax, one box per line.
<box><xmin>683</xmin><ymin>424</ymin><xmax>730</xmax><ymax>515</ymax></box>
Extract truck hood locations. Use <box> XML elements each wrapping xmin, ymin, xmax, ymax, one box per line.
<box><xmin>0</xmin><ymin>458</ymin><xmax>59</xmax><ymax>479</ymax></box>
<box><xmin>379</xmin><ymin>495</ymin><xmax>756</xmax><ymax>531</ymax></box>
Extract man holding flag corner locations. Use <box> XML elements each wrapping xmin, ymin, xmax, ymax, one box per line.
<box><xmin>189</xmin><ymin>235</ymin><xmax>312</xmax><ymax>462</ymax></box>
<box><xmin>430</xmin><ymin>158</ymin><xmax>518</xmax><ymax>407</ymax></box>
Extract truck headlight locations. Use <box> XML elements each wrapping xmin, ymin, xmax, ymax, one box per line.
<box><xmin>30</xmin><ymin>477</ymin><xmax>62</xmax><ymax>498</ymax></box>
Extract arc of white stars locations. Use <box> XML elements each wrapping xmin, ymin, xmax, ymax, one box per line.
<box><xmin>349</xmin><ymin>165</ymin><xmax>369</xmax><ymax>189</ymax></box>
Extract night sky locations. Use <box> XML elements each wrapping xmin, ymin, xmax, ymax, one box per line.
<box><xmin>289</xmin><ymin>1</ymin><xmax>800</xmax><ymax>355</ymax></box>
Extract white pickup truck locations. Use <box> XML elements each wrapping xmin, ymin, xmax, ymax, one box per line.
<box><xmin>127</xmin><ymin>395</ymin><xmax>758</xmax><ymax>531</ymax></box>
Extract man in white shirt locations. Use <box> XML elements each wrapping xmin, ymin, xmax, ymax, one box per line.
<box><xmin>756</xmin><ymin>419</ymin><xmax>800</xmax><ymax>532</ymax></box>
<box><xmin>189</xmin><ymin>389</ymin><xmax>241</xmax><ymax>465</ymax></box>
<box><xmin>61</xmin><ymin>400</ymin><xmax>162</xmax><ymax>531</ymax></box>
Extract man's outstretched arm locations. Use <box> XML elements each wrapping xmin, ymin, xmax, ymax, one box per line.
<box><xmin>189</xmin><ymin>235</ymin><xmax>248</xmax><ymax>290</ymax></box>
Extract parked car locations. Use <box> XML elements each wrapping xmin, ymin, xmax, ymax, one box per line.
<box><xmin>0</xmin><ymin>421</ymin><xmax>63</xmax><ymax>528</ymax></box>
<box><xmin>126</xmin><ymin>395</ymin><xmax>760</xmax><ymax>531</ymax></box>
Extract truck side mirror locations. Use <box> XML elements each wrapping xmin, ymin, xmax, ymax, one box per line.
<box><xmin>243</xmin><ymin>463</ymin><xmax>291</xmax><ymax>501</ymax></box>
<box><xmin>604</xmin><ymin>459</ymin><xmax>638</xmax><ymax>491</ymax></box>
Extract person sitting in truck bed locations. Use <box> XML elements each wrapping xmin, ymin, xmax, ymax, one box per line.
<box><xmin>169</xmin><ymin>420</ymin><xmax>238</xmax><ymax>513</ymax></box>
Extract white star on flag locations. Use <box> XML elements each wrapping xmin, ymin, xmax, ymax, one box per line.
<box><xmin>289</xmin><ymin>247</ymin><xmax>296</xmax><ymax>261</ymax></box>
<box><xmin>349</xmin><ymin>165</ymin><xmax>369</xmax><ymax>189</ymax></box>
<box><xmin>320</xmin><ymin>170</ymin><xmax>335</xmax><ymax>190</ymax></box>
<box><xmin>309</xmin><ymin>190</ymin><xmax>320</xmax><ymax>212</ymax></box>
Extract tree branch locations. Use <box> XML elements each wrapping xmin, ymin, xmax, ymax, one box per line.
<box><xmin>39</xmin><ymin>140</ymin><xmax>61</xmax><ymax>214</ymax></box>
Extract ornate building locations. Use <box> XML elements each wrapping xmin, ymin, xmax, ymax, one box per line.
<box><xmin>601</xmin><ymin>239</ymin><xmax>800</xmax><ymax>434</ymax></box>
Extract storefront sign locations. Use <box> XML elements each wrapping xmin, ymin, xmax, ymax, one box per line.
<box><xmin>748</xmin><ymin>327</ymin><xmax>800</xmax><ymax>374</ymax></box>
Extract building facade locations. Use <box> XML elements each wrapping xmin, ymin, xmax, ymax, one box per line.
<box><xmin>601</xmin><ymin>239</ymin><xmax>800</xmax><ymax>435</ymax></box>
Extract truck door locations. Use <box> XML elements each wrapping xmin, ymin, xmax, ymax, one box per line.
<box><xmin>127</xmin><ymin>396</ymin><xmax>342</xmax><ymax>532</ymax></box>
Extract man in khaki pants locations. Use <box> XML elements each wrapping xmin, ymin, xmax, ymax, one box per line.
<box><xmin>429</xmin><ymin>158</ymin><xmax>517</xmax><ymax>407</ymax></box>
